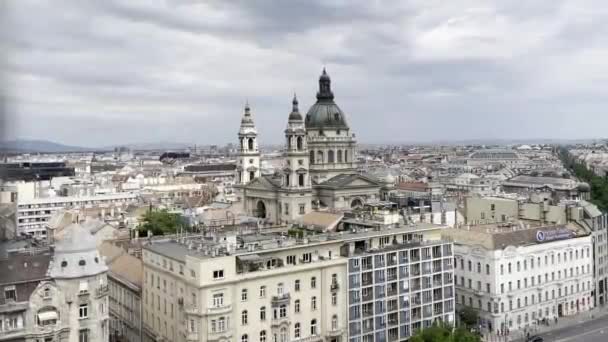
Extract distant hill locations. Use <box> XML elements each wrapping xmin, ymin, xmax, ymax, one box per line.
<box><xmin>0</xmin><ymin>139</ymin><xmax>94</xmax><ymax>153</ymax></box>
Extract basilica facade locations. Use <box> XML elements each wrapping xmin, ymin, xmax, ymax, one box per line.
<box><xmin>234</xmin><ymin>69</ymin><xmax>387</xmax><ymax>224</ymax></box>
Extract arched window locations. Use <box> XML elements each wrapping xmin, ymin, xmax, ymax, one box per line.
<box><xmin>248</xmin><ymin>138</ymin><xmax>254</xmax><ymax>150</ymax></box>
<box><xmin>316</xmin><ymin>150</ymin><xmax>324</xmax><ymax>164</ymax></box>
<box><xmin>294</xmin><ymin>299</ymin><xmax>300</xmax><ymax>313</ymax></box>
<box><xmin>242</xmin><ymin>335</ymin><xmax>248</xmax><ymax>342</ymax></box>
<box><xmin>260</xmin><ymin>306</ymin><xmax>266</xmax><ymax>320</ymax></box>
<box><xmin>241</xmin><ymin>289</ymin><xmax>248</xmax><ymax>301</ymax></box>
<box><xmin>249</xmin><ymin>171</ymin><xmax>255</xmax><ymax>181</ymax></box>
<box><xmin>241</xmin><ymin>310</ymin><xmax>248</xmax><ymax>325</ymax></box>
<box><xmin>294</xmin><ymin>323</ymin><xmax>301</xmax><ymax>338</ymax></box>
<box><xmin>296</xmin><ymin>136</ymin><xmax>303</xmax><ymax>150</ymax></box>
<box><xmin>328</xmin><ymin>150</ymin><xmax>335</xmax><ymax>163</ymax></box>
<box><xmin>331</xmin><ymin>315</ymin><xmax>338</xmax><ymax>330</ymax></box>
<box><xmin>468</xmin><ymin>261</ymin><xmax>472</xmax><ymax>271</ymax></box>
<box><xmin>337</xmin><ymin>150</ymin><xmax>342</xmax><ymax>163</ymax></box>
<box><xmin>486</xmin><ymin>264</ymin><xmax>490</xmax><ymax>275</ymax></box>
<box><xmin>260</xmin><ymin>330</ymin><xmax>266</xmax><ymax>342</ymax></box>
<box><xmin>311</xmin><ymin>319</ymin><xmax>317</xmax><ymax>335</ymax></box>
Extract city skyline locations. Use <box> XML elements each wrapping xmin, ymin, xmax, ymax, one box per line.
<box><xmin>3</xmin><ymin>0</ymin><xmax>608</xmax><ymax>146</ymax></box>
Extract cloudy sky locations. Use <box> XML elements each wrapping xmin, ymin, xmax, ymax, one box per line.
<box><xmin>2</xmin><ymin>0</ymin><xmax>608</xmax><ymax>147</ymax></box>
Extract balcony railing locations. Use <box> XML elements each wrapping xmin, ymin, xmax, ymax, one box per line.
<box><xmin>206</xmin><ymin>304</ymin><xmax>232</xmax><ymax>315</ymax></box>
<box><xmin>96</xmin><ymin>284</ymin><xmax>109</xmax><ymax>297</ymax></box>
<box><xmin>330</xmin><ymin>282</ymin><xmax>339</xmax><ymax>291</ymax></box>
<box><xmin>271</xmin><ymin>316</ymin><xmax>291</xmax><ymax>327</ymax></box>
<box><xmin>290</xmin><ymin>335</ymin><xmax>323</xmax><ymax>342</ymax></box>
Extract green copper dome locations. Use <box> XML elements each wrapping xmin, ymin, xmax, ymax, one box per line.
<box><xmin>305</xmin><ymin>68</ymin><xmax>350</xmax><ymax>130</ymax></box>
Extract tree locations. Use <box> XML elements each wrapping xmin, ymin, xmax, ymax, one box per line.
<box><xmin>459</xmin><ymin>306</ymin><xmax>479</xmax><ymax>328</ymax></box>
<box><xmin>137</xmin><ymin>209</ymin><xmax>185</xmax><ymax>236</ymax></box>
<box><xmin>410</xmin><ymin>325</ymin><xmax>481</xmax><ymax>342</ymax></box>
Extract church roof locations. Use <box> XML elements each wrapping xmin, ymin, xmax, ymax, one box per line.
<box><xmin>305</xmin><ymin>68</ymin><xmax>350</xmax><ymax>130</ymax></box>
<box><xmin>316</xmin><ymin>173</ymin><xmax>381</xmax><ymax>189</ymax></box>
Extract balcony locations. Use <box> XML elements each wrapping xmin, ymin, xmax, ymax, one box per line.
<box><xmin>96</xmin><ymin>284</ymin><xmax>109</xmax><ymax>298</ymax></box>
<box><xmin>271</xmin><ymin>293</ymin><xmax>291</xmax><ymax>306</ymax></box>
<box><xmin>207</xmin><ymin>304</ymin><xmax>232</xmax><ymax>315</ymax></box>
<box><xmin>271</xmin><ymin>316</ymin><xmax>291</xmax><ymax>327</ymax></box>
<box><xmin>291</xmin><ymin>335</ymin><xmax>323</xmax><ymax>342</ymax></box>
<box><xmin>207</xmin><ymin>330</ymin><xmax>233</xmax><ymax>341</ymax></box>
<box><xmin>184</xmin><ymin>305</ymin><xmax>200</xmax><ymax>315</ymax></box>
<box><xmin>326</xmin><ymin>328</ymin><xmax>344</xmax><ymax>338</ymax></box>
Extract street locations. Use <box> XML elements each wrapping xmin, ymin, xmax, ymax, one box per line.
<box><xmin>533</xmin><ymin>314</ymin><xmax>608</xmax><ymax>342</ymax></box>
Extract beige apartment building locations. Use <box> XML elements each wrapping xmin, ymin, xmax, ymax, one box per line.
<box><xmin>141</xmin><ymin>222</ymin><xmax>455</xmax><ymax>342</ymax></box>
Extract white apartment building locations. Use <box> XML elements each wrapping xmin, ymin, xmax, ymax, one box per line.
<box><xmin>16</xmin><ymin>192</ymin><xmax>137</xmax><ymax>237</ymax></box>
<box><xmin>142</xmin><ymin>223</ymin><xmax>455</xmax><ymax>342</ymax></box>
<box><xmin>445</xmin><ymin>223</ymin><xmax>594</xmax><ymax>335</ymax></box>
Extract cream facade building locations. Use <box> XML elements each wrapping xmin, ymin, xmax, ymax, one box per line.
<box><xmin>445</xmin><ymin>223</ymin><xmax>594</xmax><ymax>335</ymax></box>
<box><xmin>142</xmin><ymin>222</ymin><xmax>455</xmax><ymax>342</ymax></box>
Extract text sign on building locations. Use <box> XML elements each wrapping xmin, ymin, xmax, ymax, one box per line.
<box><xmin>536</xmin><ymin>229</ymin><xmax>574</xmax><ymax>243</ymax></box>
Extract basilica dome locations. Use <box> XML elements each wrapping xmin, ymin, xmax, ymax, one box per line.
<box><xmin>305</xmin><ymin>68</ymin><xmax>350</xmax><ymax>130</ymax></box>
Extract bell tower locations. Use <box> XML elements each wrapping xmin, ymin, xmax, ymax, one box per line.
<box><xmin>284</xmin><ymin>94</ymin><xmax>310</xmax><ymax>190</ymax></box>
<box><xmin>236</xmin><ymin>102</ymin><xmax>261</xmax><ymax>184</ymax></box>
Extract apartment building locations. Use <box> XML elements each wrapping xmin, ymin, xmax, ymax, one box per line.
<box><xmin>142</xmin><ymin>223</ymin><xmax>454</xmax><ymax>342</ymax></box>
<box><xmin>0</xmin><ymin>223</ymin><xmax>110</xmax><ymax>342</ymax></box>
<box><xmin>445</xmin><ymin>222</ymin><xmax>594</xmax><ymax>335</ymax></box>
<box><xmin>464</xmin><ymin>196</ymin><xmax>608</xmax><ymax>306</ymax></box>
<box><xmin>16</xmin><ymin>192</ymin><xmax>137</xmax><ymax>238</ymax></box>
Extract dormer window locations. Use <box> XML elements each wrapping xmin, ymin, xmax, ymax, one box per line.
<box><xmin>43</xmin><ymin>287</ymin><xmax>51</xmax><ymax>298</ymax></box>
<box><xmin>94</xmin><ymin>257</ymin><xmax>99</xmax><ymax>264</ymax></box>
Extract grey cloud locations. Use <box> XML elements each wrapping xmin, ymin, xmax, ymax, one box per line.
<box><xmin>3</xmin><ymin>0</ymin><xmax>608</xmax><ymax>146</ymax></box>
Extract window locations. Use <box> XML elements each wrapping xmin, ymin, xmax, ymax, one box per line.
<box><xmin>280</xmin><ymin>327</ymin><xmax>288</xmax><ymax>342</ymax></box>
<box><xmin>500</xmin><ymin>264</ymin><xmax>504</xmax><ymax>275</ymax></box>
<box><xmin>331</xmin><ymin>315</ymin><xmax>338</xmax><ymax>330</ymax></box>
<box><xmin>79</xmin><ymin>304</ymin><xmax>88</xmax><ymax>319</ymax></box>
<box><xmin>79</xmin><ymin>330</ymin><xmax>89</xmax><ymax>342</ymax></box>
<box><xmin>213</xmin><ymin>270</ymin><xmax>224</xmax><ymax>279</ymax></box>
<box><xmin>287</xmin><ymin>256</ymin><xmax>297</xmax><ymax>265</ymax></box>
<box><xmin>284</xmin><ymin>203</ymin><xmax>289</xmax><ymax>215</ymax></box>
<box><xmin>242</xmin><ymin>289</ymin><xmax>248</xmax><ymax>301</ymax></box>
<box><xmin>311</xmin><ymin>296</ymin><xmax>317</xmax><ymax>310</ymax></box>
<box><xmin>299</xmin><ymin>203</ymin><xmax>305</xmax><ymax>214</ymax></box>
<box><xmin>311</xmin><ymin>319</ymin><xmax>317</xmax><ymax>335</ymax></box>
<box><xmin>311</xmin><ymin>277</ymin><xmax>316</xmax><ymax>289</ymax></box>
<box><xmin>468</xmin><ymin>260</ymin><xmax>472</xmax><ymax>271</ymax></box>
<box><xmin>295</xmin><ymin>280</ymin><xmax>300</xmax><ymax>291</ymax></box>
<box><xmin>477</xmin><ymin>262</ymin><xmax>481</xmax><ymax>273</ymax></box>
<box><xmin>242</xmin><ymin>334</ymin><xmax>248</xmax><ymax>342</ymax></box>
<box><xmin>280</xmin><ymin>304</ymin><xmax>287</xmax><ymax>318</ymax></box>
<box><xmin>332</xmin><ymin>292</ymin><xmax>337</xmax><ymax>305</ymax></box>
<box><xmin>260</xmin><ymin>286</ymin><xmax>266</xmax><ymax>298</ymax></box>
<box><xmin>79</xmin><ymin>281</ymin><xmax>88</xmax><ymax>294</ymax></box>
<box><xmin>294</xmin><ymin>300</ymin><xmax>300</xmax><ymax>313</ymax></box>
<box><xmin>294</xmin><ymin>323</ymin><xmax>301</xmax><ymax>338</ymax></box>
<box><xmin>486</xmin><ymin>264</ymin><xmax>490</xmax><ymax>275</ymax></box>
<box><xmin>4</xmin><ymin>286</ymin><xmax>16</xmax><ymax>301</ymax></box>
<box><xmin>213</xmin><ymin>293</ymin><xmax>224</xmax><ymax>307</ymax></box>
<box><xmin>242</xmin><ymin>310</ymin><xmax>248</xmax><ymax>325</ymax></box>
<box><xmin>260</xmin><ymin>307</ymin><xmax>266</xmax><ymax>321</ymax></box>
<box><xmin>260</xmin><ymin>331</ymin><xmax>267</xmax><ymax>342</ymax></box>
<box><xmin>508</xmin><ymin>263</ymin><xmax>512</xmax><ymax>273</ymax></box>
<box><xmin>302</xmin><ymin>253</ymin><xmax>312</xmax><ymax>263</ymax></box>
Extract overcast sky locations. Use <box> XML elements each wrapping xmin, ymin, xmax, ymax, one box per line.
<box><xmin>2</xmin><ymin>0</ymin><xmax>608</xmax><ymax>147</ymax></box>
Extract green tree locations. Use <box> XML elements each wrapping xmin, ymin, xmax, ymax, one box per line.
<box><xmin>459</xmin><ymin>306</ymin><xmax>479</xmax><ymax>328</ymax></box>
<box><xmin>410</xmin><ymin>325</ymin><xmax>481</xmax><ymax>342</ymax></box>
<box><xmin>137</xmin><ymin>209</ymin><xmax>185</xmax><ymax>236</ymax></box>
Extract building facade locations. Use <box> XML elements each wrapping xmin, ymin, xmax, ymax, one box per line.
<box><xmin>446</xmin><ymin>223</ymin><xmax>594</xmax><ymax>335</ymax></box>
<box><xmin>0</xmin><ymin>223</ymin><xmax>110</xmax><ymax>342</ymax></box>
<box><xmin>141</xmin><ymin>223</ymin><xmax>454</xmax><ymax>342</ymax></box>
